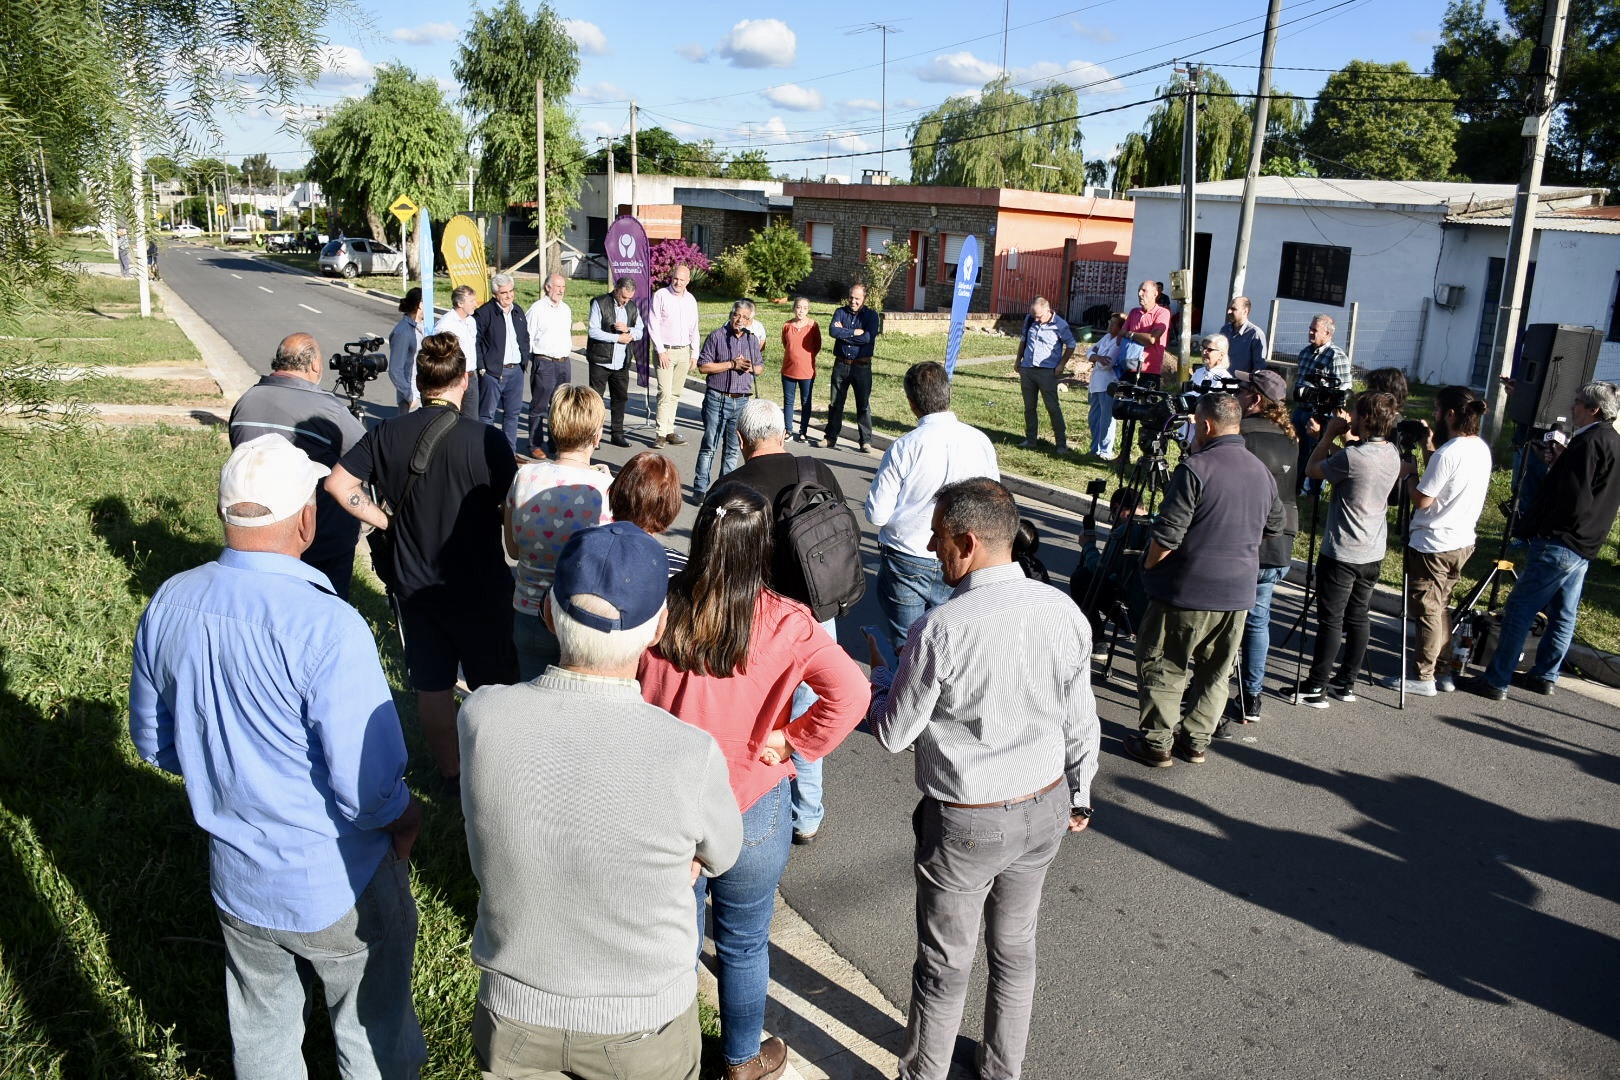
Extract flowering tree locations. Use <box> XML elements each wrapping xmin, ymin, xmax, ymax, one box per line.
<box><xmin>649</xmin><ymin>238</ymin><xmax>711</xmax><ymax>287</ymax></box>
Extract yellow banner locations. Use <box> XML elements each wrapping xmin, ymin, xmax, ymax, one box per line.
<box><xmin>440</xmin><ymin>215</ymin><xmax>488</xmax><ymax>304</ymax></box>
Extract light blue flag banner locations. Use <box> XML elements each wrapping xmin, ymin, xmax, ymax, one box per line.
<box><xmin>418</xmin><ymin>210</ymin><xmax>434</xmax><ymax>334</ymax></box>
<box><xmin>944</xmin><ymin>234</ymin><xmax>980</xmax><ymax>379</ymax></box>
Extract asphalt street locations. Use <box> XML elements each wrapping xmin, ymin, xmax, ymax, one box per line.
<box><xmin>164</xmin><ymin>249</ymin><xmax>1620</xmax><ymax>1079</ymax></box>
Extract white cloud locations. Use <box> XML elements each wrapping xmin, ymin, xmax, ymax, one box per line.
<box><xmin>580</xmin><ymin>119</ymin><xmax>618</xmax><ymax>141</ymax></box>
<box><xmin>677</xmin><ymin>43</ymin><xmax>709</xmax><ymax>63</ymax></box>
<box><xmin>562</xmin><ymin>19</ymin><xmax>608</xmax><ymax>56</ymax></box>
<box><xmin>1069</xmin><ymin>20</ymin><xmax>1117</xmax><ymax>44</ymax></box>
<box><xmin>388</xmin><ymin>22</ymin><xmax>458</xmax><ymax>45</ymax></box>
<box><xmin>895</xmin><ymin>98</ymin><xmax>920</xmax><ymax>110</ymax></box>
<box><xmin>917</xmin><ymin>51</ymin><xmax>1002</xmax><ymax>86</ymax></box>
<box><xmin>740</xmin><ymin>117</ymin><xmax>792</xmax><ymax>143</ymax></box>
<box><xmin>839</xmin><ymin>97</ymin><xmax>881</xmax><ymax>113</ymax></box>
<box><xmin>1015</xmin><ymin>59</ymin><xmax>1124</xmax><ymax>94</ymax></box>
<box><xmin>317</xmin><ymin>45</ymin><xmax>375</xmax><ymax>85</ymax></box>
<box><xmin>763</xmin><ymin>83</ymin><xmax>824</xmax><ymax>111</ymax></box>
<box><xmin>574</xmin><ymin>82</ymin><xmax>629</xmax><ymax>104</ymax></box>
<box><xmin>716</xmin><ymin>19</ymin><xmax>796</xmax><ymax>69</ymax></box>
<box><xmin>826</xmin><ymin>130</ymin><xmax>872</xmax><ymax>152</ymax></box>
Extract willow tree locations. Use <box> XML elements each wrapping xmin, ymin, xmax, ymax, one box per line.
<box><xmin>909</xmin><ymin>77</ymin><xmax>1087</xmax><ymax>192</ymax></box>
<box><xmin>1111</xmin><ymin>70</ymin><xmax>1254</xmax><ymax>193</ymax></box>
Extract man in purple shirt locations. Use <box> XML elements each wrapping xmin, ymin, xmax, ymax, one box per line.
<box><xmin>691</xmin><ymin>299</ymin><xmax>764</xmax><ymax>502</ymax></box>
<box><xmin>129</xmin><ymin>435</ymin><xmax>425</xmax><ymax>1080</ymax></box>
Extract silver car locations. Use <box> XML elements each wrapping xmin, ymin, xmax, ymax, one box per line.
<box><xmin>318</xmin><ymin>238</ymin><xmax>405</xmax><ymax>278</ymax></box>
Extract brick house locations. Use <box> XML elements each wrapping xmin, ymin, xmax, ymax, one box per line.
<box><xmin>784</xmin><ymin>181</ymin><xmax>1134</xmax><ymax>319</ymax></box>
<box><xmin>676</xmin><ymin>188</ymin><xmax>792</xmax><ymax>258</ymax></box>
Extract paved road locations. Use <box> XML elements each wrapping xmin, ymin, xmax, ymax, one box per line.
<box><xmin>162</xmin><ymin>250</ymin><xmax>1620</xmax><ymax>1079</ymax></box>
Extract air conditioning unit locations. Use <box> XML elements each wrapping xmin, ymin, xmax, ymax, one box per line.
<box><xmin>1435</xmin><ymin>283</ymin><xmax>1464</xmax><ymax>308</ymax></box>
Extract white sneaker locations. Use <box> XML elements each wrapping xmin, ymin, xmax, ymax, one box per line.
<box><xmin>1435</xmin><ymin>672</ymin><xmax>1456</xmax><ymax>693</ymax></box>
<box><xmin>1380</xmin><ymin>675</ymin><xmax>1437</xmax><ymax>697</ymax></box>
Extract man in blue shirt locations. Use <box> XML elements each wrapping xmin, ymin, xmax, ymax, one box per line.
<box><xmin>1013</xmin><ymin>296</ymin><xmax>1078</xmax><ymax>452</ymax></box>
<box><xmin>130</xmin><ymin>434</ymin><xmax>425</xmax><ymax>1080</ymax></box>
<box><xmin>691</xmin><ymin>299</ymin><xmax>764</xmax><ymax>501</ymax></box>
<box><xmin>1218</xmin><ymin>296</ymin><xmax>1268</xmax><ymax>376</ymax></box>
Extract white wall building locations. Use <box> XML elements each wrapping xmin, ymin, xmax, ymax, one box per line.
<box><xmin>1126</xmin><ymin>178</ymin><xmax>1620</xmax><ymax>386</ymax></box>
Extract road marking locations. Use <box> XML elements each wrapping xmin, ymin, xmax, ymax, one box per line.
<box><xmin>298</xmin><ymin>303</ymin><xmax>322</xmax><ymax>314</ymax></box>
<box><xmin>230</xmin><ymin>273</ymin><xmax>241</xmax><ymax>279</ymax></box>
<box><xmin>258</xmin><ymin>286</ymin><xmax>273</xmax><ymax>294</ymax></box>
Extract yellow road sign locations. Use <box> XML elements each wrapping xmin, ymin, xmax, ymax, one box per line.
<box><xmin>389</xmin><ymin>195</ymin><xmax>419</xmax><ymax>223</ymax></box>
<box><xmin>215</xmin><ymin>204</ymin><xmax>226</xmax><ymax>214</ymax></box>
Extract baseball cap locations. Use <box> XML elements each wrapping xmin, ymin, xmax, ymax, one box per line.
<box><xmin>219</xmin><ymin>434</ymin><xmax>330</xmax><ymax>527</ymax></box>
<box><xmin>552</xmin><ymin>521</ymin><xmax>669</xmax><ymax>632</ymax></box>
<box><xmin>1235</xmin><ymin>368</ymin><xmax>1288</xmax><ymax>402</ymax></box>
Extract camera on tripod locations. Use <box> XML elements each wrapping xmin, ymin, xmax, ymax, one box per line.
<box><xmin>1108</xmin><ymin>381</ymin><xmax>1175</xmax><ymax>426</ymax></box>
<box><xmin>331</xmin><ymin>336</ymin><xmax>387</xmax><ymax>415</ymax></box>
<box><xmin>1394</xmin><ymin>418</ymin><xmax>1429</xmax><ymax>455</ymax></box>
<box><xmin>1297</xmin><ymin>370</ymin><xmax>1351</xmax><ymax>417</ymax></box>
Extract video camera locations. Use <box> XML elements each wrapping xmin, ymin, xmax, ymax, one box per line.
<box><xmin>331</xmin><ymin>336</ymin><xmax>387</xmax><ymax>415</ymax></box>
<box><xmin>1394</xmin><ymin>418</ymin><xmax>1429</xmax><ymax>456</ymax></box>
<box><xmin>1297</xmin><ymin>370</ymin><xmax>1351</xmax><ymax>417</ymax></box>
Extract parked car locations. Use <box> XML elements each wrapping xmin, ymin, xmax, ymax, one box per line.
<box><xmin>171</xmin><ymin>223</ymin><xmax>203</xmax><ymax>238</ymax></box>
<box><xmin>224</xmin><ymin>225</ymin><xmax>253</xmax><ymax>245</ymax></box>
<box><xmin>318</xmin><ymin>238</ymin><xmax>405</xmax><ymax>278</ymax></box>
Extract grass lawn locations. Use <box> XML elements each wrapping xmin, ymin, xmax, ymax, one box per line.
<box><xmin>54</xmin><ymin>234</ymin><xmax>119</xmax><ymax>265</ymax></box>
<box><xmin>13</xmin><ymin>277</ymin><xmax>202</xmax><ymax>370</ymax></box>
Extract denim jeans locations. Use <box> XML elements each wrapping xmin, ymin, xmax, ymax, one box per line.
<box><xmin>1307</xmin><ymin>554</ymin><xmax>1380</xmax><ymax>689</ymax></box>
<box><xmin>1293</xmin><ymin>406</ymin><xmax>1320</xmax><ymax>494</ymax></box>
<box><xmin>693</xmin><ymin>388</ymin><xmax>747</xmax><ymax>498</ymax></box>
<box><xmin>877</xmin><ymin>547</ymin><xmax>953</xmax><ymax>653</ymax></box>
<box><xmin>1239</xmin><ymin>566</ymin><xmax>1288</xmax><ymax>703</ymax></box>
<box><xmin>694</xmin><ymin>777</ymin><xmax>793</xmax><ymax>1067</ymax></box>
<box><xmin>480</xmin><ymin>363</ymin><xmax>526</xmax><ymax>452</ymax></box>
<box><xmin>1018</xmin><ymin>366</ymin><xmax>1065</xmax><ymax>446</ymax></box>
<box><xmin>788</xmin><ymin>618</ymin><xmax>837</xmax><ymax>835</ymax></box>
<box><xmin>1484</xmin><ymin>539</ymin><xmax>1589</xmax><ymax>688</ymax></box>
<box><xmin>217</xmin><ymin>853</ymin><xmax>426</xmax><ymax>1080</ymax></box>
<box><xmin>824</xmin><ymin>360</ymin><xmax>872</xmax><ymax>447</ymax></box>
<box><xmin>1087</xmin><ymin>387</ymin><xmax>1117</xmax><ymax>457</ymax></box>
<box><xmin>782</xmin><ymin>376</ymin><xmax>814</xmax><ymax>438</ymax></box>
<box><xmin>513</xmin><ymin>607</ymin><xmax>561</xmax><ymax>682</ymax></box>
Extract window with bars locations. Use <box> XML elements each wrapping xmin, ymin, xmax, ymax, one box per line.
<box><xmin>1276</xmin><ymin>242</ymin><xmax>1350</xmax><ymax>306</ymax></box>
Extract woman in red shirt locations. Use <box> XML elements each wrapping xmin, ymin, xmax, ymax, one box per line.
<box><xmin>639</xmin><ymin>481</ymin><xmax>867</xmax><ymax>1078</ymax></box>
<box><xmin>779</xmin><ymin>295</ymin><xmax>822</xmax><ymax>444</ymax></box>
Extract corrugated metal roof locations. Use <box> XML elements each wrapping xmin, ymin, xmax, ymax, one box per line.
<box><xmin>1449</xmin><ymin>215</ymin><xmax>1620</xmax><ymax>235</ymax></box>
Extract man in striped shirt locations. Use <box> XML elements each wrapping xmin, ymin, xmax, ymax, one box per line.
<box><xmin>870</xmin><ymin>477</ymin><xmax>1099</xmax><ymax>1080</ymax></box>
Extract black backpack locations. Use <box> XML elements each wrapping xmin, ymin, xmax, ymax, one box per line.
<box><xmin>774</xmin><ymin>455</ymin><xmax>866</xmax><ymax>621</ymax></box>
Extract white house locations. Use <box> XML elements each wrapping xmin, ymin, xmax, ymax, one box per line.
<box><xmin>1125</xmin><ymin>178</ymin><xmax>1620</xmax><ymax>386</ymax></box>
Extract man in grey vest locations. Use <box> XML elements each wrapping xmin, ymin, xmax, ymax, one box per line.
<box><xmin>585</xmin><ymin>276</ymin><xmax>642</xmax><ymax>448</ymax></box>
<box><xmin>227</xmin><ymin>332</ymin><xmax>366</xmax><ymax>599</ymax></box>
<box><xmin>1126</xmin><ymin>392</ymin><xmax>1284</xmax><ymax>767</ymax></box>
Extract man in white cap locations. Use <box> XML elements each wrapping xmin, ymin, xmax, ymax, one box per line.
<box><xmin>129</xmin><ymin>434</ymin><xmax>426</xmax><ymax>1080</ymax></box>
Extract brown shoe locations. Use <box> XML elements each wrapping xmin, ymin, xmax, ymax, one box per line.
<box><xmin>664</xmin><ymin>432</ymin><xmax>687</xmax><ymax>446</ymax></box>
<box><xmin>725</xmin><ymin>1036</ymin><xmax>787</xmax><ymax>1080</ymax></box>
<box><xmin>1123</xmin><ymin>733</ymin><xmax>1173</xmax><ymax>768</ymax></box>
<box><xmin>1173</xmin><ymin>734</ymin><xmax>1207</xmax><ymax>765</ymax></box>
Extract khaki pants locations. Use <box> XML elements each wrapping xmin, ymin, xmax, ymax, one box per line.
<box><xmin>1406</xmin><ymin>545</ymin><xmax>1472</xmax><ymax>680</ymax></box>
<box><xmin>472</xmin><ymin>997</ymin><xmax>699</xmax><ymax>1080</ymax></box>
<box><xmin>655</xmin><ymin>344</ymin><xmax>692</xmax><ymax>436</ymax></box>
<box><xmin>1137</xmin><ymin>600</ymin><xmax>1244</xmax><ymax>751</ymax></box>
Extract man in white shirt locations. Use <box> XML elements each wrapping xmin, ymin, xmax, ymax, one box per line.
<box><xmin>647</xmin><ymin>263</ymin><xmax>700</xmax><ymax>446</ymax></box>
<box><xmin>528</xmin><ymin>272</ymin><xmax>575</xmax><ymax>453</ymax></box>
<box><xmin>865</xmin><ymin>361</ymin><xmax>1000</xmax><ymax>652</ymax></box>
<box><xmin>438</xmin><ymin>285</ymin><xmax>481</xmax><ymax>420</ymax></box>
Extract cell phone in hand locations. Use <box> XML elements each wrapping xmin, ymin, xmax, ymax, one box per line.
<box><xmin>859</xmin><ymin>625</ymin><xmax>897</xmax><ymax>670</ymax></box>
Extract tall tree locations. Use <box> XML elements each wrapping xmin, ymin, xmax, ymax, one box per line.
<box><xmin>724</xmin><ymin>150</ymin><xmax>774</xmax><ymax>181</ymax></box>
<box><xmin>1298</xmin><ymin>61</ymin><xmax>1458</xmax><ymax>180</ymax></box>
<box><xmin>239</xmin><ymin>152</ymin><xmax>274</xmax><ymax>192</ymax></box>
<box><xmin>308</xmin><ymin>66</ymin><xmax>466</xmax><ymax>276</ymax></box>
<box><xmin>908</xmin><ymin>77</ymin><xmax>1088</xmax><ymax>192</ymax></box>
<box><xmin>454</xmin><ymin>0</ymin><xmax>584</xmax><ymax>257</ymax></box>
<box><xmin>585</xmin><ymin>126</ymin><xmax>721</xmax><ymax>176</ymax></box>
<box><xmin>1111</xmin><ymin>70</ymin><xmax>1255</xmax><ymax>193</ymax></box>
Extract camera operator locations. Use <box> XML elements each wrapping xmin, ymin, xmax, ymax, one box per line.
<box><xmin>1294</xmin><ymin>392</ymin><xmax>1402</xmax><ymax>708</ymax></box>
<box><xmin>228</xmin><ymin>332</ymin><xmax>366</xmax><ymax>600</ymax></box>
<box><xmin>1217</xmin><ymin>369</ymin><xmax>1298</xmax><ymax>732</ymax></box>
<box><xmin>1293</xmin><ymin>314</ymin><xmax>1352</xmax><ymax>495</ymax></box>
<box><xmin>1476</xmin><ymin>381</ymin><xmax>1620</xmax><ymax>699</ymax></box>
<box><xmin>1380</xmin><ymin>387</ymin><xmax>1493</xmax><ymax>696</ymax></box>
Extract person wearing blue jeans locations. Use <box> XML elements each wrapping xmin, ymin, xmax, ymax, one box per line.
<box><xmin>1476</xmin><ymin>383</ymin><xmax>1620</xmax><ymax>699</ymax></box>
<box><xmin>694</xmin><ymin>389</ymin><xmax>749</xmax><ymax>500</ymax></box>
<box><xmin>692</xmin><ymin>300</ymin><xmax>763</xmax><ymax>501</ymax></box>
<box><xmin>474</xmin><ymin>273</ymin><xmax>532</xmax><ymax>453</ymax></box>
<box><xmin>782</xmin><ymin>376</ymin><xmax>813</xmax><ymax>441</ymax></box>
<box><xmin>788</xmin><ymin>618</ymin><xmax>838</xmax><ymax>843</ymax></box>
<box><xmin>877</xmin><ymin>547</ymin><xmax>955</xmax><ymax>654</ymax></box>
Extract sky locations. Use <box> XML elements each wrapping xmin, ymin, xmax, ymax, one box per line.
<box><xmin>207</xmin><ymin>0</ymin><xmax>1474</xmax><ymax>183</ymax></box>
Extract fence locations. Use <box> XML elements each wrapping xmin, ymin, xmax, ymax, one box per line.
<box><xmin>1265</xmin><ymin>301</ymin><xmax>1429</xmax><ymax>378</ymax></box>
<box><xmin>993</xmin><ymin>249</ymin><xmax>1065</xmax><ymax>314</ymax></box>
<box><xmin>1066</xmin><ymin>259</ymin><xmax>1130</xmax><ymax>327</ymax></box>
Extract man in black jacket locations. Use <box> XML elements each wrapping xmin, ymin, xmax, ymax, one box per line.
<box><xmin>474</xmin><ymin>272</ymin><xmax>531</xmax><ymax>452</ymax></box>
<box><xmin>1476</xmin><ymin>381</ymin><xmax>1620</xmax><ymax>698</ymax></box>
<box><xmin>1126</xmin><ymin>393</ymin><xmax>1284</xmax><ymax>767</ymax></box>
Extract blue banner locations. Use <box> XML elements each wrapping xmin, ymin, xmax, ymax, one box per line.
<box><xmin>944</xmin><ymin>235</ymin><xmax>980</xmax><ymax>379</ymax></box>
<box><xmin>418</xmin><ymin>210</ymin><xmax>434</xmax><ymax>334</ymax></box>
<box><xmin>604</xmin><ymin>215</ymin><xmax>653</xmax><ymax>386</ymax></box>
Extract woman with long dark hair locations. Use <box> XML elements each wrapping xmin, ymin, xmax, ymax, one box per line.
<box><xmin>638</xmin><ymin>481</ymin><xmax>867</xmax><ymax>1080</ymax></box>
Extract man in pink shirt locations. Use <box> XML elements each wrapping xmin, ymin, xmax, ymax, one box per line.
<box><xmin>1122</xmin><ymin>280</ymin><xmax>1171</xmax><ymax>388</ymax></box>
<box><xmin>647</xmin><ymin>263</ymin><xmax>701</xmax><ymax>446</ymax></box>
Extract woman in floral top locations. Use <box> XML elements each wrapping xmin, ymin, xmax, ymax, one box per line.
<box><xmin>504</xmin><ymin>384</ymin><xmax>613</xmax><ymax>678</ymax></box>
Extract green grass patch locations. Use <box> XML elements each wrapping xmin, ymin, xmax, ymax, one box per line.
<box><xmin>78</xmin><ymin>377</ymin><xmax>222</xmax><ymax>407</ymax></box>
<box><xmin>55</xmin><ymin>234</ymin><xmax>120</xmax><ymax>265</ymax></box>
<box><xmin>13</xmin><ymin>277</ymin><xmax>200</xmax><ymax>370</ymax></box>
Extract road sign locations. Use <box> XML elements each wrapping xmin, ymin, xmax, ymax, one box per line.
<box><xmin>389</xmin><ymin>195</ymin><xmax>418</xmax><ymax>224</ymax></box>
<box><xmin>215</xmin><ymin>204</ymin><xmax>226</xmax><ymax>215</ymax></box>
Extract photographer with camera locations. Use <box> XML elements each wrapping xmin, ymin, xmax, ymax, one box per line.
<box><xmin>1293</xmin><ymin>314</ymin><xmax>1352</xmax><ymax>495</ymax></box>
<box><xmin>228</xmin><ymin>332</ymin><xmax>366</xmax><ymax>600</ymax></box>
<box><xmin>1380</xmin><ymin>387</ymin><xmax>1493</xmax><ymax>696</ymax></box>
<box><xmin>1293</xmin><ymin>392</ymin><xmax>1401</xmax><ymax>708</ymax></box>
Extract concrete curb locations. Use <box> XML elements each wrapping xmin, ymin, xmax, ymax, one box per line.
<box><xmin>151</xmin><ymin>278</ymin><xmax>259</xmax><ymax>402</ymax></box>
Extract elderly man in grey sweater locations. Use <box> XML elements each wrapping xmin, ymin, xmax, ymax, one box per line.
<box><xmin>460</xmin><ymin>521</ymin><xmax>743</xmax><ymax>1080</ymax></box>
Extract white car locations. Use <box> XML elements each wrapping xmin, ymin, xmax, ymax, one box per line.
<box><xmin>224</xmin><ymin>225</ymin><xmax>254</xmax><ymax>245</ymax></box>
<box><xmin>318</xmin><ymin>238</ymin><xmax>405</xmax><ymax>278</ymax></box>
<box><xmin>171</xmin><ymin>223</ymin><xmax>204</xmax><ymax>238</ymax></box>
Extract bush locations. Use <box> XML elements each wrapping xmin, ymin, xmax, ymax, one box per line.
<box><xmin>703</xmin><ymin>244</ymin><xmax>754</xmax><ymax>298</ymax></box>
<box><xmin>649</xmin><ymin>238</ymin><xmax>710</xmax><ymax>287</ymax></box>
<box><xmin>52</xmin><ymin>196</ymin><xmax>97</xmax><ymax>233</ymax></box>
<box><xmin>858</xmin><ymin>238</ymin><xmax>915</xmax><ymax>312</ymax></box>
<box><xmin>742</xmin><ymin>222</ymin><xmax>812</xmax><ymax>300</ymax></box>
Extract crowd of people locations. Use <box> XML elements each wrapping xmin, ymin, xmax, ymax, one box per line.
<box><xmin>129</xmin><ymin>269</ymin><xmax>1620</xmax><ymax>1080</ymax></box>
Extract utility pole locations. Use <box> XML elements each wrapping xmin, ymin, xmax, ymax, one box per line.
<box><xmin>536</xmin><ymin>77</ymin><xmax>547</xmax><ymax>277</ymax></box>
<box><xmin>1484</xmin><ymin>0</ymin><xmax>1571</xmax><ymax>447</ymax></box>
<box><xmin>1230</xmin><ymin>0</ymin><xmax>1281</xmax><ymax>300</ymax></box>
<box><xmin>850</xmin><ymin>23</ymin><xmax>901</xmax><ymax>177</ymax></box>
<box><xmin>1176</xmin><ymin>63</ymin><xmax>1200</xmax><ymax>373</ymax></box>
<box><xmin>629</xmin><ymin>100</ymin><xmax>639</xmax><ymax>217</ymax></box>
<box><xmin>604</xmin><ymin>137</ymin><xmax>616</xmax><ymax>223</ymax></box>
<box><xmin>36</xmin><ymin>137</ymin><xmax>54</xmax><ymax>231</ymax></box>
<box><xmin>129</xmin><ymin>126</ymin><xmax>151</xmax><ymax>317</ymax></box>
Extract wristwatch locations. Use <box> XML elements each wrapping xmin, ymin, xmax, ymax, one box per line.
<box><xmin>1071</xmin><ymin>806</ymin><xmax>1093</xmax><ymax>820</ymax></box>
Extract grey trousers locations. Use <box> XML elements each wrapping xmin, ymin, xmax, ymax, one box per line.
<box><xmin>1019</xmin><ymin>366</ymin><xmax>1065</xmax><ymax>446</ymax></box>
<box><xmin>472</xmin><ymin>997</ymin><xmax>700</xmax><ymax>1080</ymax></box>
<box><xmin>900</xmin><ymin>787</ymin><xmax>1069</xmax><ymax>1080</ymax></box>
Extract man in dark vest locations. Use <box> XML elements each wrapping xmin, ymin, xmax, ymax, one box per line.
<box><xmin>584</xmin><ymin>276</ymin><xmax>642</xmax><ymax>447</ymax></box>
<box><xmin>1126</xmin><ymin>392</ymin><xmax>1284</xmax><ymax>767</ymax></box>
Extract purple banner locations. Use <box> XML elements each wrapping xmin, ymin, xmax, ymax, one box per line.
<box><xmin>944</xmin><ymin>234</ymin><xmax>980</xmax><ymax>379</ymax></box>
<box><xmin>604</xmin><ymin>215</ymin><xmax>652</xmax><ymax>386</ymax></box>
